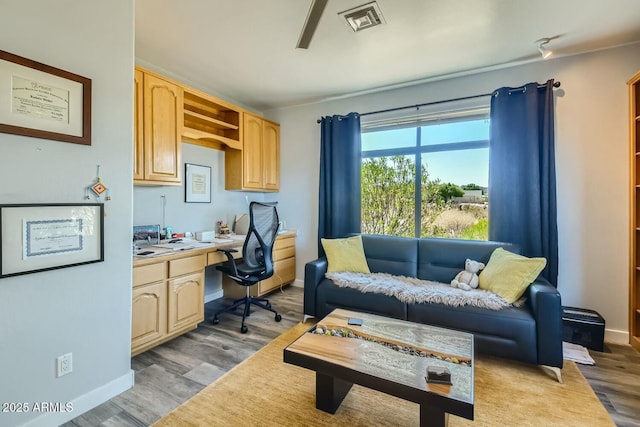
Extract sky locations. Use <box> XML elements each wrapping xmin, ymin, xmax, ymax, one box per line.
<box><xmin>362</xmin><ymin>119</ymin><xmax>489</xmax><ymax>187</ymax></box>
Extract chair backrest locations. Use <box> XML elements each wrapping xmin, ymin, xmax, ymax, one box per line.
<box><xmin>243</xmin><ymin>202</ymin><xmax>279</xmax><ymax>276</ymax></box>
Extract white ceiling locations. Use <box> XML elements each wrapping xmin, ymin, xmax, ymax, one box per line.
<box><xmin>135</xmin><ymin>0</ymin><xmax>640</xmax><ymax>111</ymax></box>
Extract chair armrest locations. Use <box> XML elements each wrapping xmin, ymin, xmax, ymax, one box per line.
<box><xmin>528</xmin><ymin>278</ymin><xmax>563</xmax><ymax>368</ymax></box>
<box><xmin>304</xmin><ymin>258</ymin><xmax>328</xmax><ymax>317</ymax></box>
<box><xmin>217</xmin><ymin>248</ymin><xmax>239</xmax><ymax>277</ymax></box>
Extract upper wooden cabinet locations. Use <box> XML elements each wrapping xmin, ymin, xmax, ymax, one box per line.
<box><xmin>133</xmin><ymin>66</ymin><xmax>279</xmax><ymax>190</ymax></box>
<box><xmin>134</xmin><ymin>67</ymin><xmax>183</xmax><ymax>185</ymax></box>
<box><xmin>134</xmin><ymin>69</ymin><xmax>144</xmax><ymax>181</ymax></box>
<box><xmin>262</xmin><ymin>120</ymin><xmax>280</xmax><ymax>190</ymax></box>
<box><xmin>226</xmin><ymin>112</ymin><xmax>280</xmax><ymax>192</ymax></box>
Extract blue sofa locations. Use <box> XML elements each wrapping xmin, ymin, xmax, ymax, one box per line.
<box><xmin>304</xmin><ymin>234</ymin><xmax>563</xmax><ymax>371</ymax></box>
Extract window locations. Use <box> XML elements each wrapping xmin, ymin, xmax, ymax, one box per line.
<box><xmin>361</xmin><ymin>112</ymin><xmax>489</xmax><ymax>240</ymax></box>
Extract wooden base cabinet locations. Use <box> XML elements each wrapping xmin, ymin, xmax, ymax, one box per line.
<box><xmin>132</xmin><ymin>281</ymin><xmax>167</xmax><ymax>352</ymax></box>
<box><xmin>132</xmin><ymin>254</ymin><xmax>205</xmax><ymax>356</ymax></box>
<box><xmin>629</xmin><ymin>70</ymin><xmax>640</xmax><ymax>352</ymax></box>
<box><xmin>168</xmin><ymin>271</ymin><xmax>204</xmax><ymax>333</ymax></box>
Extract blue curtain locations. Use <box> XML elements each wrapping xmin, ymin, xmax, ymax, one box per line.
<box><xmin>489</xmin><ymin>80</ymin><xmax>558</xmax><ymax>286</ymax></box>
<box><xmin>318</xmin><ymin>113</ymin><xmax>362</xmax><ymax>255</ymax></box>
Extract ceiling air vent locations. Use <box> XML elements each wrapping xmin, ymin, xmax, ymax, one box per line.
<box><xmin>338</xmin><ymin>1</ymin><xmax>386</xmax><ymax>33</ymax></box>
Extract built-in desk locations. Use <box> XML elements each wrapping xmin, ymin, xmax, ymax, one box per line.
<box><xmin>131</xmin><ymin>231</ymin><xmax>296</xmax><ymax>356</ymax></box>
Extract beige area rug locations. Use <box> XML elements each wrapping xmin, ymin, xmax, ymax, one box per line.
<box><xmin>154</xmin><ymin>323</ymin><xmax>614</xmax><ymax>427</ymax></box>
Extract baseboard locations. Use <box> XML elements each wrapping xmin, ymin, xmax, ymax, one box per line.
<box><xmin>23</xmin><ymin>369</ymin><xmax>134</xmax><ymax>427</ymax></box>
<box><xmin>205</xmin><ymin>289</ymin><xmax>224</xmax><ymax>303</ymax></box>
<box><xmin>290</xmin><ymin>278</ymin><xmax>303</xmax><ymax>288</ymax></box>
<box><xmin>604</xmin><ymin>328</ymin><xmax>629</xmax><ymax>345</ymax></box>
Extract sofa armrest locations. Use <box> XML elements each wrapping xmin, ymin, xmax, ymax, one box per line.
<box><xmin>304</xmin><ymin>258</ymin><xmax>328</xmax><ymax>317</ymax></box>
<box><xmin>528</xmin><ymin>278</ymin><xmax>563</xmax><ymax>368</ymax></box>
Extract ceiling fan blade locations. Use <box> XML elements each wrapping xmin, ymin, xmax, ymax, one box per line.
<box><xmin>296</xmin><ymin>0</ymin><xmax>329</xmax><ymax>49</ymax></box>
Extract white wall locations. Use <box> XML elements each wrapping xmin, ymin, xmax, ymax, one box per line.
<box><xmin>0</xmin><ymin>2</ymin><xmax>134</xmax><ymax>426</ymax></box>
<box><xmin>267</xmin><ymin>43</ymin><xmax>640</xmax><ymax>343</ymax></box>
<box><xmin>133</xmin><ymin>143</ymin><xmax>259</xmax><ymax>235</ymax></box>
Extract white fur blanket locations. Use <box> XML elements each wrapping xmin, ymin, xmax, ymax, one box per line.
<box><xmin>325</xmin><ymin>272</ymin><xmax>521</xmax><ymax>310</ymax></box>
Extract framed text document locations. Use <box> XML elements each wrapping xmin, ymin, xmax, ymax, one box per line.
<box><xmin>0</xmin><ymin>203</ymin><xmax>103</xmax><ymax>278</ymax></box>
<box><xmin>0</xmin><ymin>50</ymin><xmax>92</xmax><ymax>146</ymax></box>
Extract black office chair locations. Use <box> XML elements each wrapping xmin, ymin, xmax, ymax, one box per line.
<box><xmin>212</xmin><ymin>202</ymin><xmax>282</xmax><ymax>333</ymax></box>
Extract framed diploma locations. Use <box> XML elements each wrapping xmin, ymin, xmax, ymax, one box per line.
<box><xmin>0</xmin><ymin>50</ymin><xmax>91</xmax><ymax>146</ymax></box>
<box><xmin>0</xmin><ymin>204</ymin><xmax>104</xmax><ymax>278</ymax></box>
<box><xmin>185</xmin><ymin>163</ymin><xmax>212</xmax><ymax>203</ymax></box>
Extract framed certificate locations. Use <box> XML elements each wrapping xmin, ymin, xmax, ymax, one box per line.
<box><xmin>0</xmin><ymin>204</ymin><xmax>104</xmax><ymax>278</ymax></box>
<box><xmin>185</xmin><ymin>163</ymin><xmax>211</xmax><ymax>203</ymax></box>
<box><xmin>0</xmin><ymin>50</ymin><xmax>92</xmax><ymax>146</ymax></box>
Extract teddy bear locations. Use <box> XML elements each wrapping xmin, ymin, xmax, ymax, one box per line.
<box><xmin>450</xmin><ymin>259</ymin><xmax>485</xmax><ymax>291</ymax></box>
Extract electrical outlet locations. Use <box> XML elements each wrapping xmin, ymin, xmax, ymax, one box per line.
<box><xmin>56</xmin><ymin>353</ymin><xmax>73</xmax><ymax>377</ymax></box>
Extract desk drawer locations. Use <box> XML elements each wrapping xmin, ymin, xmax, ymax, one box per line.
<box><xmin>207</xmin><ymin>249</ymin><xmax>241</xmax><ymax>266</ymax></box>
<box><xmin>133</xmin><ymin>262</ymin><xmax>166</xmax><ymax>287</ymax></box>
<box><xmin>274</xmin><ymin>245</ymin><xmax>295</xmax><ymax>260</ymax></box>
<box><xmin>207</xmin><ymin>251</ymin><xmax>226</xmax><ymax>266</ymax></box>
<box><xmin>274</xmin><ymin>236</ymin><xmax>295</xmax><ymax>250</ymax></box>
<box><xmin>259</xmin><ymin>257</ymin><xmax>296</xmax><ymax>294</ymax></box>
<box><xmin>169</xmin><ymin>254</ymin><xmax>205</xmax><ymax>278</ymax></box>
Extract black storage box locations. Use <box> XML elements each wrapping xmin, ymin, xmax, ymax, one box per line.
<box><xmin>562</xmin><ymin>306</ymin><xmax>605</xmax><ymax>352</ymax></box>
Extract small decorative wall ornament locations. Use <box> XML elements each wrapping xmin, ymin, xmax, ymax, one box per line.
<box><xmin>85</xmin><ymin>165</ymin><xmax>111</xmax><ymax>203</ymax></box>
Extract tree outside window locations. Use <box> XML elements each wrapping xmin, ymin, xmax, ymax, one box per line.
<box><xmin>361</xmin><ymin>116</ymin><xmax>489</xmax><ymax>240</ymax></box>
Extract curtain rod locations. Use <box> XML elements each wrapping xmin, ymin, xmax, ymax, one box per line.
<box><xmin>316</xmin><ymin>80</ymin><xmax>561</xmax><ymax>123</ymax></box>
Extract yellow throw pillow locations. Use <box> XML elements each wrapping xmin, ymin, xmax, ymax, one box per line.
<box><xmin>479</xmin><ymin>247</ymin><xmax>547</xmax><ymax>303</ymax></box>
<box><xmin>321</xmin><ymin>235</ymin><xmax>371</xmax><ymax>274</ymax></box>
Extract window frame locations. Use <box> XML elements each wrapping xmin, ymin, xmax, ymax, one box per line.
<box><xmin>361</xmin><ymin>111</ymin><xmax>490</xmax><ymax>238</ymax></box>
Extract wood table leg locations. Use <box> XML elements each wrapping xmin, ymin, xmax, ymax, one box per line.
<box><xmin>420</xmin><ymin>404</ymin><xmax>448</xmax><ymax>427</ymax></box>
<box><xmin>315</xmin><ymin>372</ymin><xmax>353</xmax><ymax>414</ymax></box>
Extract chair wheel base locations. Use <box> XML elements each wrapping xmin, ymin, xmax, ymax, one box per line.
<box><xmin>275</xmin><ymin>314</ymin><xmax>282</xmax><ymax>322</ymax></box>
<box><xmin>241</xmin><ymin>324</ymin><xmax>248</xmax><ymax>334</ymax></box>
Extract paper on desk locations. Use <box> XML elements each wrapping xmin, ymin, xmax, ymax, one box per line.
<box><xmin>153</xmin><ymin>243</ymin><xmax>196</xmax><ymax>251</ymax></box>
<box><xmin>226</xmin><ymin>234</ymin><xmax>246</xmax><ymax>241</ymax></box>
<box><xmin>562</xmin><ymin>342</ymin><xmax>595</xmax><ymax>365</ymax></box>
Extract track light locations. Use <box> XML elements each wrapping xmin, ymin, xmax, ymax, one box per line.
<box><xmin>535</xmin><ymin>38</ymin><xmax>553</xmax><ymax>59</ymax></box>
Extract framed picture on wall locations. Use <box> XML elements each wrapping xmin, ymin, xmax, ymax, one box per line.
<box><xmin>0</xmin><ymin>203</ymin><xmax>104</xmax><ymax>278</ymax></box>
<box><xmin>185</xmin><ymin>163</ymin><xmax>211</xmax><ymax>203</ymax></box>
<box><xmin>0</xmin><ymin>50</ymin><xmax>92</xmax><ymax>146</ymax></box>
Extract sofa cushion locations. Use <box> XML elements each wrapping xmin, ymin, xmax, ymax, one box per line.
<box><xmin>321</xmin><ymin>235</ymin><xmax>371</xmax><ymax>273</ymax></box>
<box><xmin>418</xmin><ymin>238</ymin><xmax>520</xmax><ymax>283</ymax></box>
<box><xmin>479</xmin><ymin>248</ymin><xmax>547</xmax><ymax>303</ymax></box>
<box><xmin>407</xmin><ymin>302</ymin><xmax>537</xmax><ymax>364</ymax></box>
<box><xmin>361</xmin><ymin>234</ymin><xmax>418</xmax><ymax>277</ymax></box>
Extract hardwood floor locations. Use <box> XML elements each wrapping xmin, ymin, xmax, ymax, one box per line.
<box><xmin>65</xmin><ymin>286</ymin><xmax>640</xmax><ymax>426</ymax></box>
<box><xmin>64</xmin><ymin>286</ymin><xmax>305</xmax><ymax>427</ymax></box>
<box><xmin>578</xmin><ymin>343</ymin><xmax>640</xmax><ymax>427</ymax></box>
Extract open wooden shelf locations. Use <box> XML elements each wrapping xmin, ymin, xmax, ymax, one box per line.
<box><xmin>182</xmin><ymin>88</ymin><xmax>242</xmax><ymax>150</ymax></box>
<box><xmin>184</xmin><ymin>110</ymin><xmax>239</xmax><ymax>130</ymax></box>
<box><xmin>629</xmin><ymin>69</ymin><xmax>640</xmax><ymax>351</ymax></box>
<box><xmin>182</xmin><ymin>126</ymin><xmax>241</xmax><ymax>150</ymax></box>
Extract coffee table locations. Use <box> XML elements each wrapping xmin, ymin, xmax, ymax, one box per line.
<box><xmin>284</xmin><ymin>308</ymin><xmax>474</xmax><ymax>426</ymax></box>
